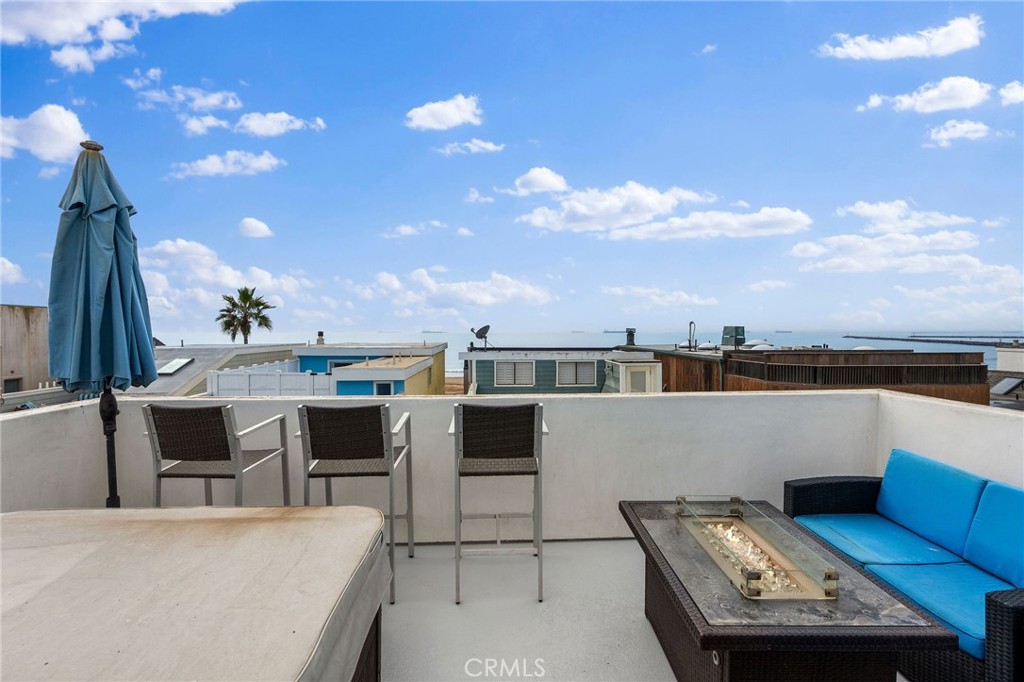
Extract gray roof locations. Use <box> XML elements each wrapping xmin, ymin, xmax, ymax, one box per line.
<box><xmin>127</xmin><ymin>344</ymin><xmax>298</xmax><ymax>396</ymax></box>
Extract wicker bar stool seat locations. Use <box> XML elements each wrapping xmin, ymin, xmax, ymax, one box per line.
<box><xmin>143</xmin><ymin>404</ymin><xmax>290</xmax><ymax>507</ymax></box>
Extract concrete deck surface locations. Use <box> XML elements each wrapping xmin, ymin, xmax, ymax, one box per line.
<box><xmin>381</xmin><ymin>539</ymin><xmax>674</xmax><ymax>681</ymax></box>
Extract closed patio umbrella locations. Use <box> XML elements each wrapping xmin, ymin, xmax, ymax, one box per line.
<box><xmin>48</xmin><ymin>140</ymin><xmax>158</xmax><ymax>508</ymax></box>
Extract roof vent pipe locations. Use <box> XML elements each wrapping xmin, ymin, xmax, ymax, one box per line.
<box><xmin>316</xmin><ymin>331</ymin><xmax>325</xmax><ymax>345</ymax></box>
<box><xmin>625</xmin><ymin>328</ymin><xmax>636</xmax><ymax>346</ymax></box>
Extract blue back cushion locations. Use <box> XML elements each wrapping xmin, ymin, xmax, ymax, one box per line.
<box><xmin>876</xmin><ymin>449</ymin><xmax>987</xmax><ymax>556</ymax></box>
<box><xmin>963</xmin><ymin>482</ymin><xmax>1024</xmax><ymax>587</ymax></box>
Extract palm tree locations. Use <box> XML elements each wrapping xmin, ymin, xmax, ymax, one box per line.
<box><xmin>216</xmin><ymin>287</ymin><xmax>275</xmax><ymax>344</ymax></box>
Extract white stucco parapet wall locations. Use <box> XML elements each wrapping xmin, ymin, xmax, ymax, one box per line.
<box><xmin>2</xmin><ymin>390</ymin><xmax>1021</xmax><ymax>542</ymax></box>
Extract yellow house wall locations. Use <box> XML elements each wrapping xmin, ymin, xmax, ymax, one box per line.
<box><xmin>430</xmin><ymin>351</ymin><xmax>445</xmax><ymax>394</ymax></box>
<box><xmin>404</xmin><ymin>367</ymin><xmax>430</xmax><ymax>395</ymax></box>
<box><xmin>404</xmin><ymin>351</ymin><xmax>445</xmax><ymax>395</ymax></box>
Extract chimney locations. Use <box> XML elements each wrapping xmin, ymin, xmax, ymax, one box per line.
<box><xmin>316</xmin><ymin>331</ymin><xmax>325</xmax><ymax>345</ymax></box>
<box><xmin>625</xmin><ymin>328</ymin><xmax>636</xmax><ymax>346</ymax></box>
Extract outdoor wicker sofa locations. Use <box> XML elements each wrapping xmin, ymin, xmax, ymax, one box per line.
<box><xmin>785</xmin><ymin>449</ymin><xmax>1024</xmax><ymax>682</ymax></box>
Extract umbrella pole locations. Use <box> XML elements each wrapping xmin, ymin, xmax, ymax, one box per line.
<box><xmin>99</xmin><ymin>384</ymin><xmax>121</xmax><ymax>508</ymax></box>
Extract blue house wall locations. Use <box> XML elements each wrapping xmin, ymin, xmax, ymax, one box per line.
<box><xmin>336</xmin><ymin>380</ymin><xmax>406</xmax><ymax>396</ymax></box>
<box><xmin>298</xmin><ymin>356</ymin><xmax>369</xmax><ymax>373</ymax></box>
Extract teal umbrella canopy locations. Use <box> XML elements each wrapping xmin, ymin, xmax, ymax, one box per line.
<box><xmin>48</xmin><ymin>141</ymin><xmax>158</xmax><ymax>393</ymax></box>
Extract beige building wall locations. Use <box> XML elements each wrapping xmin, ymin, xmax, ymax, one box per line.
<box><xmin>404</xmin><ymin>367</ymin><xmax>430</xmax><ymax>395</ymax></box>
<box><xmin>429</xmin><ymin>351</ymin><xmax>445</xmax><ymax>394</ymax></box>
<box><xmin>1</xmin><ymin>305</ymin><xmax>51</xmax><ymax>393</ymax></box>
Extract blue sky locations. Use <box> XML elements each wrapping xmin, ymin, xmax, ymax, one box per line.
<box><xmin>2</xmin><ymin>2</ymin><xmax>1022</xmax><ymax>343</ymax></box>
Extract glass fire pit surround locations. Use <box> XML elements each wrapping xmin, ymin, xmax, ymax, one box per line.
<box><xmin>675</xmin><ymin>495</ymin><xmax>839</xmax><ymax>600</ymax></box>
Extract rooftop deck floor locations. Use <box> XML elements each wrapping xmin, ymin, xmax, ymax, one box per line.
<box><xmin>382</xmin><ymin>539</ymin><xmax>674</xmax><ymax>681</ymax></box>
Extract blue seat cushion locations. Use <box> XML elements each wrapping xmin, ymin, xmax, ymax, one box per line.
<box><xmin>867</xmin><ymin>562</ymin><xmax>1015</xmax><ymax>660</ymax></box>
<box><xmin>876</xmin><ymin>449</ymin><xmax>987</xmax><ymax>556</ymax></box>
<box><xmin>963</xmin><ymin>482</ymin><xmax>1024</xmax><ymax>587</ymax></box>
<box><xmin>795</xmin><ymin>513</ymin><xmax>961</xmax><ymax>566</ymax></box>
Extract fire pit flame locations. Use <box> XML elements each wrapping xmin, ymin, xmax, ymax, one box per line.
<box><xmin>700</xmin><ymin>522</ymin><xmax>799</xmax><ymax>594</ymax></box>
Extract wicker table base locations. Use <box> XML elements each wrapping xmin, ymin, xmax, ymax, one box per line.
<box><xmin>621</xmin><ymin>501</ymin><xmax>956</xmax><ymax>682</ymax></box>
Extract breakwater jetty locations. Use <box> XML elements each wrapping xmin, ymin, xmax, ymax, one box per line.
<box><xmin>844</xmin><ymin>334</ymin><xmax>1021</xmax><ymax>347</ymax></box>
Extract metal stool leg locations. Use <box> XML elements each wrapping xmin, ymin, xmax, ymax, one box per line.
<box><xmin>455</xmin><ymin>472</ymin><xmax>462</xmax><ymax>604</ymax></box>
<box><xmin>388</xmin><ymin>468</ymin><xmax>396</xmax><ymax>604</ymax></box>
<box><xmin>536</xmin><ymin>472</ymin><xmax>543</xmax><ymax>602</ymax></box>
<box><xmin>204</xmin><ymin>478</ymin><xmax>213</xmax><ymax>506</ymax></box>
<box><xmin>406</xmin><ymin>443</ymin><xmax>415</xmax><ymax>558</ymax></box>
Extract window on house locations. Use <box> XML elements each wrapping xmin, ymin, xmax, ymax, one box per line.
<box><xmin>494</xmin><ymin>361</ymin><xmax>534</xmax><ymax>386</ymax></box>
<box><xmin>3</xmin><ymin>378</ymin><xmax>23</xmax><ymax>393</ymax></box>
<box><xmin>557</xmin><ymin>361</ymin><xmax>597</xmax><ymax>386</ymax></box>
<box><xmin>374</xmin><ymin>382</ymin><xmax>393</xmax><ymax>396</ymax></box>
<box><xmin>329</xmin><ymin>361</ymin><xmax>353</xmax><ymax>370</ymax></box>
<box><xmin>427</xmin><ymin>367</ymin><xmax>433</xmax><ymax>385</ymax></box>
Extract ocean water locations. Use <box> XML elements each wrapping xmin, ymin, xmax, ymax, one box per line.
<box><xmin>317</xmin><ymin>329</ymin><xmax>1021</xmax><ymax>375</ymax></box>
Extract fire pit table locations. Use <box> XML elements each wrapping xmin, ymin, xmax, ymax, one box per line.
<box><xmin>619</xmin><ymin>499</ymin><xmax>956</xmax><ymax>682</ymax></box>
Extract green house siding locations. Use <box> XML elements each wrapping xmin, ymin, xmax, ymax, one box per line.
<box><xmin>474</xmin><ymin>359</ymin><xmax>605</xmax><ymax>394</ymax></box>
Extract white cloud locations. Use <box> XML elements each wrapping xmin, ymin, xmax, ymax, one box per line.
<box><xmin>860</xmin><ymin>77</ymin><xmax>992</xmax><ymax>114</ymax></box>
<box><xmin>122</xmin><ymin>66</ymin><xmax>162</xmax><ymax>90</ymax></box>
<box><xmin>235</xmin><ymin>112</ymin><xmax>327</xmax><ymax>137</ymax></box>
<box><xmin>178</xmin><ymin>114</ymin><xmax>229</xmax><ymax>137</ymax></box>
<box><xmin>352</xmin><ymin>268</ymin><xmax>552</xmax><ymax>310</ymax></box>
<box><xmin>168</xmin><ymin>150</ymin><xmax>285</xmax><ymax>179</ymax></box>
<box><xmin>404</xmin><ymin>94</ymin><xmax>482</xmax><ymax>131</ymax></box>
<box><xmin>1000</xmin><ymin>81</ymin><xmax>1024</xmax><ymax>106</ymax></box>
<box><xmin>927</xmin><ymin>119</ymin><xmax>990</xmax><ymax>148</ymax></box>
<box><xmin>238</xmin><ymin>217</ymin><xmax>273</xmax><ymax>238</ymax></box>
<box><xmin>384</xmin><ymin>224</ymin><xmax>423</xmax><ymax>239</ymax></box>
<box><xmin>456</xmin><ymin>227</ymin><xmax>474</xmax><ymax>237</ymax></box>
<box><xmin>436</xmin><ymin>138</ymin><xmax>505</xmax><ymax>156</ymax></box>
<box><xmin>97</xmin><ymin>17</ymin><xmax>137</xmax><ymax>42</ymax></box>
<box><xmin>1</xmin><ymin>104</ymin><xmax>88</xmax><ymax>162</ymax></box>
<box><xmin>1</xmin><ymin>257</ymin><xmax>27</xmax><ymax>284</ymax></box>
<box><xmin>141</xmin><ymin>238</ymin><xmax>314</xmax><ymax>305</ymax></box>
<box><xmin>499</xmin><ymin>167</ymin><xmax>570</xmax><ymax>197</ymax></box>
<box><xmin>602</xmin><ymin>285</ymin><xmax>718</xmax><ymax>307</ymax></box>
<box><xmin>869</xmin><ymin>298</ymin><xmax>893</xmax><ymax>309</ymax></box>
<box><xmin>38</xmin><ymin>166</ymin><xmax>62</xmax><ymax>179</ymax></box>
<box><xmin>748</xmin><ymin>280</ymin><xmax>792</xmax><ymax>292</ymax></box>
<box><xmin>606</xmin><ymin>206</ymin><xmax>812</xmax><ymax>241</ymax></box>
<box><xmin>981</xmin><ymin>218</ymin><xmax>1007</xmax><ymax>229</ymax></box>
<box><xmin>894</xmin><ymin>277</ymin><xmax>1024</xmax><ymax>328</ymax></box>
<box><xmin>793</xmin><ymin>231</ymin><xmax>981</xmax><ymax>273</ymax></box>
<box><xmin>855</xmin><ymin>94</ymin><xmax>885</xmax><ymax>112</ymax></box>
<box><xmin>1</xmin><ymin>2</ymin><xmax>243</xmax><ymax>46</ymax></box>
<box><xmin>137</xmin><ymin>84</ymin><xmax>242</xmax><ymax>111</ymax></box>
<box><xmin>3</xmin><ymin>3</ymin><xmax>241</xmax><ymax>74</ymax></box>
<box><xmin>381</xmin><ymin>220</ymin><xmax>447</xmax><ymax>239</ymax></box>
<box><xmin>140</xmin><ymin>236</ymin><xmax>313</xmax><ymax>321</ymax></box>
<box><xmin>836</xmin><ymin>200</ymin><xmax>974</xmax><ymax>234</ymax></box>
<box><xmin>465</xmin><ymin>188</ymin><xmax>494</xmax><ymax>204</ymax></box>
<box><xmin>700</xmin><ymin>44</ymin><xmax>717</xmax><ymax>55</ymax></box>
<box><xmin>511</xmin><ymin>179</ymin><xmax>809</xmax><ymax>241</ymax></box>
<box><xmin>50</xmin><ymin>40</ymin><xmax>135</xmax><ymax>73</ymax></box>
<box><xmin>731</xmin><ymin>199</ymin><xmax>750</xmax><ymax>209</ymax></box>
<box><xmin>819</xmin><ymin>14</ymin><xmax>984</xmax><ymax>60</ymax></box>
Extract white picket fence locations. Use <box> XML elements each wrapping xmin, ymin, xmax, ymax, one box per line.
<box><xmin>207</xmin><ymin>365</ymin><xmax>332</xmax><ymax>397</ymax></box>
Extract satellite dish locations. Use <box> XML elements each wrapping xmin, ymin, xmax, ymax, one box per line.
<box><xmin>471</xmin><ymin>325</ymin><xmax>492</xmax><ymax>349</ymax></box>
